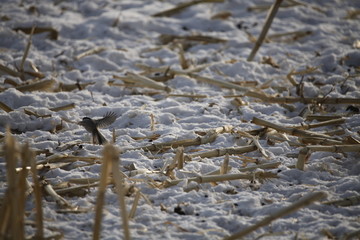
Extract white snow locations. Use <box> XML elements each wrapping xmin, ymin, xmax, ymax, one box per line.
<box><xmin>0</xmin><ymin>0</ymin><xmax>360</xmax><ymax>239</ymax></box>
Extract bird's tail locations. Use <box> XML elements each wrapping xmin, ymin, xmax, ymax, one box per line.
<box><xmin>92</xmin><ymin>129</ymin><xmax>107</xmax><ymax>145</ymax></box>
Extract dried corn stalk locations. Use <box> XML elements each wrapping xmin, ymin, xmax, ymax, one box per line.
<box><xmin>19</xmin><ymin>26</ymin><xmax>35</xmax><ymax>78</ymax></box>
<box><xmin>186</xmin><ymin>72</ymin><xmax>249</xmax><ymax>92</ymax></box>
<box><xmin>244</xmin><ymin>91</ymin><xmax>360</xmax><ymax>105</ymax></box>
<box><xmin>54</xmin><ymin>183</ymin><xmax>98</xmax><ymax>196</ymax></box>
<box><xmin>138</xmin><ymin>125</ymin><xmax>233</xmax><ymax>151</ymax></box>
<box><xmin>268</xmin><ymin>30</ymin><xmax>312</xmax><ymax>43</ymax></box>
<box><xmin>287</xmin><ymin>67</ymin><xmax>318</xmax><ymax>86</ymax></box>
<box><xmin>295</xmin><ymin>118</ymin><xmax>345</xmax><ymax>130</ymax></box>
<box><xmin>239</xmin><ymin>161</ymin><xmax>281</xmax><ymax>172</ymax></box>
<box><xmin>224</xmin><ymin>192</ymin><xmax>326</xmax><ymax>240</ymax></box>
<box><xmin>247</xmin><ymin>0</ymin><xmax>284</xmax><ymax>61</ymax></box>
<box><xmin>306</xmin><ymin>115</ymin><xmax>344</xmax><ymax>121</ymax></box>
<box><xmin>296</xmin><ymin>144</ymin><xmax>360</xmax><ymax>170</ymax></box>
<box><xmin>153</xmin><ymin>0</ymin><xmax>224</xmax><ymax>17</ymax></box>
<box><xmin>109</xmin><ymin>144</ymin><xmax>131</xmax><ymax>240</ymax></box>
<box><xmin>164</xmin><ymin>171</ymin><xmax>277</xmax><ymax>188</ymax></box>
<box><xmin>135</xmin><ymin>64</ymin><xmax>248</xmax><ymax>92</ymax></box>
<box><xmin>159</xmin><ymin>34</ymin><xmax>226</xmax><ymax>45</ymax></box>
<box><xmin>0</xmin><ymin>63</ymin><xmax>21</xmax><ymax>78</ymax></box>
<box><xmin>16</xmin><ymin>79</ymin><xmax>56</xmax><ymax>92</ymax></box>
<box><xmin>187</xmin><ymin>145</ymin><xmax>257</xmax><ymax>159</ymax></box>
<box><xmin>128</xmin><ymin>190</ymin><xmax>141</xmax><ymax>219</ymax></box>
<box><xmin>38</xmin><ymin>154</ymin><xmax>101</xmax><ymax>164</ymax></box>
<box><xmin>29</xmin><ymin>144</ymin><xmax>43</xmax><ymax>238</ymax></box>
<box><xmin>13</xmin><ymin>26</ymin><xmax>58</xmax><ymax>40</ymax></box>
<box><xmin>43</xmin><ymin>180</ymin><xmax>76</xmax><ymax>209</ymax></box>
<box><xmin>323</xmin><ymin>195</ymin><xmax>360</xmax><ymax>207</ymax></box>
<box><xmin>211</xmin><ymin>11</ymin><xmax>232</xmax><ymax>20</ymax></box>
<box><xmin>237</xmin><ymin>131</ymin><xmax>270</xmax><ymax>159</ymax></box>
<box><xmin>2</xmin><ymin>130</ymin><xmax>22</xmax><ymax>239</ymax></box>
<box><xmin>168</xmin><ymin>94</ymin><xmax>207</xmax><ymax>98</ymax></box>
<box><xmin>50</xmin><ymin>103</ymin><xmax>75</xmax><ymax>112</ymax></box>
<box><xmin>74</xmin><ymin>47</ymin><xmax>107</xmax><ymax>60</ymax></box>
<box><xmin>93</xmin><ymin>145</ymin><xmax>113</xmax><ymax>240</ymax></box>
<box><xmin>252</xmin><ymin>117</ymin><xmax>340</xmax><ymax>141</ymax></box>
<box><xmin>220</xmin><ymin>154</ymin><xmax>230</xmax><ymax>174</ymax></box>
<box><xmin>0</xmin><ymin>102</ymin><xmax>13</xmax><ymax>112</ymax></box>
<box><xmin>59</xmin><ymin>82</ymin><xmax>94</xmax><ymax>91</ymax></box>
<box><xmin>114</xmin><ymin>72</ymin><xmax>172</xmax><ymax>92</ymax></box>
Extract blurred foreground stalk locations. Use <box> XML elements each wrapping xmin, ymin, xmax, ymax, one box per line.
<box><xmin>93</xmin><ymin>144</ymin><xmax>131</xmax><ymax>240</ymax></box>
<box><xmin>0</xmin><ymin>129</ymin><xmax>42</xmax><ymax>239</ymax></box>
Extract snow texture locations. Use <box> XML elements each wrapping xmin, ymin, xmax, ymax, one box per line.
<box><xmin>0</xmin><ymin>0</ymin><xmax>360</xmax><ymax>239</ymax></box>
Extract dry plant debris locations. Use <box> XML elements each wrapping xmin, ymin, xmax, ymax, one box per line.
<box><xmin>153</xmin><ymin>0</ymin><xmax>224</xmax><ymax>17</ymax></box>
<box><xmin>224</xmin><ymin>192</ymin><xmax>326</xmax><ymax>240</ymax></box>
<box><xmin>0</xmin><ymin>0</ymin><xmax>359</xmax><ymax>239</ymax></box>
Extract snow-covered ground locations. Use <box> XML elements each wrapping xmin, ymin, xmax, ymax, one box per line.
<box><xmin>1</xmin><ymin>0</ymin><xmax>360</xmax><ymax>239</ymax></box>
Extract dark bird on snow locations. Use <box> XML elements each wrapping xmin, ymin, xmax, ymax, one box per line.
<box><xmin>78</xmin><ymin>111</ymin><xmax>117</xmax><ymax>145</ymax></box>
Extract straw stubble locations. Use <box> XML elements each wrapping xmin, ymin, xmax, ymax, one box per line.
<box><xmin>224</xmin><ymin>191</ymin><xmax>326</xmax><ymax>240</ymax></box>
<box><xmin>93</xmin><ymin>144</ymin><xmax>131</xmax><ymax>240</ymax></box>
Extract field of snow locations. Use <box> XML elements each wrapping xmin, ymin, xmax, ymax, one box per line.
<box><xmin>1</xmin><ymin>0</ymin><xmax>360</xmax><ymax>239</ymax></box>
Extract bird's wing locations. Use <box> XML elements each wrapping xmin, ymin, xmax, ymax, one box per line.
<box><xmin>95</xmin><ymin>111</ymin><xmax>117</xmax><ymax>128</ymax></box>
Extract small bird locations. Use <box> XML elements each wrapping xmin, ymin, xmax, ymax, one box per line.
<box><xmin>78</xmin><ymin>112</ymin><xmax>117</xmax><ymax>145</ymax></box>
